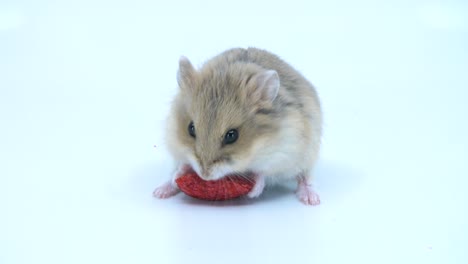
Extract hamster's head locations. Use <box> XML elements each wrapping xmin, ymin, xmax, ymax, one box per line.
<box><xmin>170</xmin><ymin>56</ymin><xmax>281</xmax><ymax>180</ymax></box>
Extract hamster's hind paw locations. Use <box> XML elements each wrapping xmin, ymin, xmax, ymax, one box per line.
<box><xmin>296</xmin><ymin>184</ymin><xmax>320</xmax><ymax>205</ymax></box>
<box><xmin>153</xmin><ymin>181</ymin><xmax>180</xmax><ymax>199</ymax></box>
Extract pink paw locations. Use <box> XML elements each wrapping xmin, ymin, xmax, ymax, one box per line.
<box><xmin>296</xmin><ymin>185</ymin><xmax>320</xmax><ymax>205</ymax></box>
<box><xmin>153</xmin><ymin>181</ymin><xmax>180</xmax><ymax>199</ymax></box>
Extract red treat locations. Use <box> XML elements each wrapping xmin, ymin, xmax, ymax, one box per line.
<box><xmin>176</xmin><ymin>171</ymin><xmax>255</xmax><ymax>201</ymax></box>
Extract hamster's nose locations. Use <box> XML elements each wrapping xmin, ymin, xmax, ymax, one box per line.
<box><xmin>200</xmin><ymin>172</ymin><xmax>210</xmax><ymax>180</ymax></box>
<box><xmin>199</xmin><ymin>168</ymin><xmax>212</xmax><ymax>181</ymax></box>
<box><xmin>197</xmin><ymin>160</ymin><xmax>210</xmax><ymax>180</ymax></box>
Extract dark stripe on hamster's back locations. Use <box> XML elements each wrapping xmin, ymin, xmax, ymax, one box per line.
<box><xmin>244</xmin><ymin>73</ymin><xmax>254</xmax><ymax>86</ymax></box>
<box><xmin>256</xmin><ymin>108</ymin><xmax>276</xmax><ymax>115</ymax></box>
<box><xmin>255</xmin><ymin>98</ymin><xmax>306</xmax><ymax>119</ymax></box>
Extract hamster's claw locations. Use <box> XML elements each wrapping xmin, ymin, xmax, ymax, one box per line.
<box><xmin>153</xmin><ymin>181</ymin><xmax>180</xmax><ymax>199</ymax></box>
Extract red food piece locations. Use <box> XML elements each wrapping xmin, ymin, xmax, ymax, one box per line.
<box><xmin>176</xmin><ymin>171</ymin><xmax>255</xmax><ymax>201</ymax></box>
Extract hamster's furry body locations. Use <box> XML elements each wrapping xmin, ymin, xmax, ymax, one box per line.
<box><xmin>153</xmin><ymin>48</ymin><xmax>322</xmax><ymax>205</ymax></box>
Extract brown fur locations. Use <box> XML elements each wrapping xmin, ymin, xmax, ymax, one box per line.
<box><xmin>166</xmin><ymin>47</ymin><xmax>322</xmax><ymax>182</ymax></box>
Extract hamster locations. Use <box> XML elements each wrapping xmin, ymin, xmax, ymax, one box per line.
<box><xmin>153</xmin><ymin>47</ymin><xmax>322</xmax><ymax>205</ymax></box>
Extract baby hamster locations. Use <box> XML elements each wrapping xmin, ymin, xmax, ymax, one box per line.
<box><xmin>153</xmin><ymin>47</ymin><xmax>322</xmax><ymax>205</ymax></box>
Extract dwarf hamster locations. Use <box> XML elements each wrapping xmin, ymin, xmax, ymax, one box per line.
<box><xmin>153</xmin><ymin>47</ymin><xmax>322</xmax><ymax>205</ymax></box>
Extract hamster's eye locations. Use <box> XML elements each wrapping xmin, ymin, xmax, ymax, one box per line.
<box><xmin>223</xmin><ymin>129</ymin><xmax>239</xmax><ymax>144</ymax></box>
<box><xmin>188</xmin><ymin>121</ymin><xmax>196</xmax><ymax>138</ymax></box>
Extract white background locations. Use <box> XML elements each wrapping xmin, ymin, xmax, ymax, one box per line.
<box><xmin>1</xmin><ymin>0</ymin><xmax>467</xmax><ymax>263</ymax></box>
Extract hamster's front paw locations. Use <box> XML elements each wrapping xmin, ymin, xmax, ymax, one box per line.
<box><xmin>247</xmin><ymin>174</ymin><xmax>265</xmax><ymax>198</ymax></box>
<box><xmin>153</xmin><ymin>181</ymin><xmax>180</xmax><ymax>199</ymax></box>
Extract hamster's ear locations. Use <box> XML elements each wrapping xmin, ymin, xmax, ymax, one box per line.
<box><xmin>248</xmin><ymin>70</ymin><xmax>280</xmax><ymax>103</ymax></box>
<box><xmin>177</xmin><ymin>56</ymin><xmax>196</xmax><ymax>91</ymax></box>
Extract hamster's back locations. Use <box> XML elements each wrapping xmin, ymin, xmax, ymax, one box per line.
<box><xmin>206</xmin><ymin>47</ymin><xmax>322</xmax><ymax>133</ymax></box>
<box><xmin>211</xmin><ymin>48</ymin><xmax>316</xmax><ymax>90</ymax></box>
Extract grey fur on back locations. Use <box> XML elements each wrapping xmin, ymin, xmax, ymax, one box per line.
<box><xmin>204</xmin><ymin>47</ymin><xmax>321</xmax><ymax>123</ymax></box>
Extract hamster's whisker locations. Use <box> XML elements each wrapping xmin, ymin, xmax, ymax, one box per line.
<box><xmin>223</xmin><ymin>179</ymin><xmax>228</xmax><ymax>201</ymax></box>
<box><xmin>226</xmin><ymin>175</ymin><xmax>242</xmax><ymax>197</ymax></box>
<box><xmin>224</xmin><ymin>175</ymin><xmax>237</xmax><ymax>200</ymax></box>
<box><xmin>233</xmin><ymin>172</ymin><xmax>255</xmax><ymax>184</ymax></box>
<box><xmin>225</xmin><ymin>175</ymin><xmax>235</xmax><ymax>186</ymax></box>
<box><xmin>215</xmin><ymin>177</ymin><xmax>222</xmax><ymax>201</ymax></box>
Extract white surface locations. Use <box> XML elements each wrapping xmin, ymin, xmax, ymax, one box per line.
<box><xmin>1</xmin><ymin>1</ymin><xmax>467</xmax><ymax>263</ymax></box>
